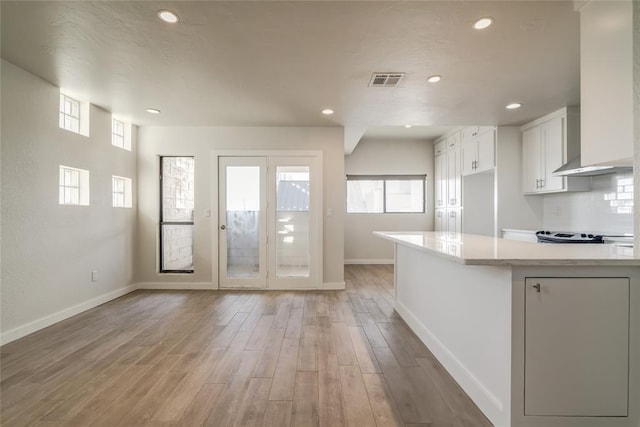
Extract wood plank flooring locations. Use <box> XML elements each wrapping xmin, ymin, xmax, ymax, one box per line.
<box><xmin>1</xmin><ymin>265</ymin><xmax>492</xmax><ymax>426</ymax></box>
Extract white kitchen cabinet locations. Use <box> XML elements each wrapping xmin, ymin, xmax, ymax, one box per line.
<box><xmin>434</xmin><ymin>148</ymin><xmax>446</xmax><ymax>209</ymax></box>
<box><xmin>446</xmin><ymin>134</ymin><xmax>461</xmax><ymax>208</ymax></box>
<box><xmin>521</xmin><ymin>107</ymin><xmax>590</xmax><ymax>195</ymax></box>
<box><xmin>446</xmin><ymin>208</ymin><xmax>462</xmax><ymax>236</ymax></box>
<box><xmin>579</xmin><ymin>0</ymin><xmax>633</xmax><ymax>166</ymax></box>
<box><xmin>524</xmin><ymin>277</ymin><xmax>629</xmax><ymax>417</ymax></box>
<box><xmin>435</xmin><ymin>209</ymin><xmax>445</xmax><ymax>231</ymax></box>
<box><xmin>462</xmin><ymin>126</ymin><xmax>495</xmax><ymax>175</ymax></box>
<box><xmin>434</xmin><ymin>132</ymin><xmax>463</xmax><ymax>234</ymax></box>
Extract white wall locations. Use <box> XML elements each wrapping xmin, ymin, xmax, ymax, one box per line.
<box><xmin>136</xmin><ymin>126</ymin><xmax>344</xmax><ymax>287</ymax></box>
<box><xmin>0</xmin><ymin>60</ymin><xmax>137</xmax><ymax>343</ymax></box>
<box><xmin>543</xmin><ymin>171</ymin><xmax>634</xmax><ymax>234</ymax></box>
<box><xmin>495</xmin><ymin>126</ymin><xmax>544</xmax><ymax>233</ymax></box>
<box><xmin>344</xmin><ymin>138</ymin><xmax>433</xmax><ymax>262</ymax></box>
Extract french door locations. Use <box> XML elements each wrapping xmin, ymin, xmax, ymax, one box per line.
<box><xmin>218</xmin><ymin>155</ymin><xmax>320</xmax><ymax>289</ymax></box>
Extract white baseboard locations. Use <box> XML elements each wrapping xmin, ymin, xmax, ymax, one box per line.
<box><xmin>136</xmin><ymin>282</ymin><xmax>217</xmax><ymax>290</ymax></box>
<box><xmin>0</xmin><ymin>284</ymin><xmax>137</xmax><ymax>346</ymax></box>
<box><xmin>344</xmin><ymin>259</ymin><xmax>394</xmax><ymax>265</ymax></box>
<box><xmin>394</xmin><ymin>299</ymin><xmax>503</xmax><ymax>425</ymax></box>
<box><xmin>323</xmin><ymin>281</ymin><xmax>346</xmax><ymax>290</ymax></box>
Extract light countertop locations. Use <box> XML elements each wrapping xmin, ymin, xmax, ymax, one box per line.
<box><xmin>374</xmin><ymin>231</ymin><xmax>639</xmax><ymax>266</ymax></box>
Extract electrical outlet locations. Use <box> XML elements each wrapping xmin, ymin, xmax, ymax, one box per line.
<box><xmin>91</xmin><ymin>270</ymin><xmax>98</xmax><ymax>282</ymax></box>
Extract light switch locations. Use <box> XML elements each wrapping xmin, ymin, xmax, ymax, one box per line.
<box><xmin>204</xmin><ymin>209</ymin><xmax>211</xmax><ymax>218</ymax></box>
<box><xmin>327</xmin><ymin>208</ymin><xmax>333</xmax><ymax>217</ymax></box>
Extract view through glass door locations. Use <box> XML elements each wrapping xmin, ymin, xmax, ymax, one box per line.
<box><xmin>219</xmin><ymin>155</ymin><xmax>320</xmax><ymax>289</ymax></box>
<box><xmin>218</xmin><ymin>157</ymin><xmax>267</xmax><ymax>288</ymax></box>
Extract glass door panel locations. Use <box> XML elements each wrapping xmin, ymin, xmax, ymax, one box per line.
<box><xmin>219</xmin><ymin>157</ymin><xmax>266</xmax><ymax>288</ymax></box>
<box><xmin>275</xmin><ymin>166</ymin><xmax>310</xmax><ymax>278</ymax></box>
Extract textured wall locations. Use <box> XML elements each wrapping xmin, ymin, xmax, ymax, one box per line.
<box><xmin>1</xmin><ymin>60</ymin><xmax>137</xmax><ymax>339</ymax></box>
<box><xmin>136</xmin><ymin>126</ymin><xmax>344</xmax><ymax>287</ymax></box>
<box><xmin>344</xmin><ymin>138</ymin><xmax>433</xmax><ymax>262</ymax></box>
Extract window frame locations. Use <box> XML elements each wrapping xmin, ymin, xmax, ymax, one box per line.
<box><xmin>159</xmin><ymin>156</ymin><xmax>195</xmax><ymax>274</ymax></box>
<box><xmin>112</xmin><ymin>118</ymin><xmax>126</xmax><ymax>149</ymax></box>
<box><xmin>58</xmin><ymin>165</ymin><xmax>90</xmax><ymax>206</ymax></box>
<box><xmin>346</xmin><ymin>174</ymin><xmax>426</xmax><ymax>214</ymax></box>
<box><xmin>59</xmin><ymin>94</ymin><xmax>81</xmax><ymax>134</ymax></box>
<box><xmin>112</xmin><ymin>175</ymin><xmax>132</xmax><ymax>208</ymax></box>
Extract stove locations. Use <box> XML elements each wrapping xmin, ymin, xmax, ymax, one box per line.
<box><xmin>536</xmin><ymin>230</ymin><xmax>605</xmax><ymax>244</ymax></box>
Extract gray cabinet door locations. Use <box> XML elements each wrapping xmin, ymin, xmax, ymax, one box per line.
<box><xmin>524</xmin><ymin>277</ymin><xmax>629</xmax><ymax>416</ymax></box>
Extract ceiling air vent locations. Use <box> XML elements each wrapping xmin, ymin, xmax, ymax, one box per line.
<box><xmin>369</xmin><ymin>73</ymin><xmax>405</xmax><ymax>87</ymax></box>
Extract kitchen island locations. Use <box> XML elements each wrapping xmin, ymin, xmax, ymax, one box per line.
<box><xmin>374</xmin><ymin>231</ymin><xmax>639</xmax><ymax>427</ymax></box>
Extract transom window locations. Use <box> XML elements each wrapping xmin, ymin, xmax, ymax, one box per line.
<box><xmin>59</xmin><ymin>165</ymin><xmax>90</xmax><ymax>206</ymax></box>
<box><xmin>347</xmin><ymin>175</ymin><xmax>426</xmax><ymax>213</ymax></box>
<box><xmin>111</xmin><ymin>117</ymin><xmax>132</xmax><ymax>151</ymax></box>
<box><xmin>59</xmin><ymin>94</ymin><xmax>80</xmax><ymax>134</ymax></box>
<box><xmin>112</xmin><ymin>175</ymin><xmax>132</xmax><ymax>208</ymax></box>
<box><xmin>112</xmin><ymin>118</ymin><xmax>125</xmax><ymax>148</ymax></box>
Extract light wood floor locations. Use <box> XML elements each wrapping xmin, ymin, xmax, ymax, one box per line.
<box><xmin>1</xmin><ymin>265</ymin><xmax>491</xmax><ymax>427</ymax></box>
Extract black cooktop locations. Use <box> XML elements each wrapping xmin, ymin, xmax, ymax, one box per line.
<box><xmin>535</xmin><ymin>230</ymin><xmax>605</xmax><ymax>244</ymax></box>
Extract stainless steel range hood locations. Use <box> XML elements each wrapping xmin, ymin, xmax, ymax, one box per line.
<box><xmin>553</xmin><ymin>156</ymin><xmax>632</xmax><ymax>177</ymax></box>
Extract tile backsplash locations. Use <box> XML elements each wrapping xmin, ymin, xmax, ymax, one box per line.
<box><xmin>543</xmin><ymin>171</ymin><xmax>634</xmax><ymax>234</ymax></box>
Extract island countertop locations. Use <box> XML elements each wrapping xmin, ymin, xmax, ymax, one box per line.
<box><xmin>374</xmin><ymin>231</ymin><xmax>639</xmax><ymax>266</ymax></box>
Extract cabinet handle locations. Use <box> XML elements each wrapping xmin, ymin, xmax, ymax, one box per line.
<box><xmin>450</xmin><ymin>198</ymin><xmax>456</xmax><ymax>205</ymax></box>
<box><xmin>535</xmin><ymin>179</ymin><xmax>540</xmax><ymax>189</ymax></box>
<box><xmin>533</xmin><ymin>283</ymin><xmax>541</xmax><ymax>293</ymax></box>
<box><xmin>450</xmin><ymin>211</ymin><xmax>456</xmax><ymax>218</ymax></box>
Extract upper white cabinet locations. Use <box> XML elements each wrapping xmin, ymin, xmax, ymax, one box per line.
<box><xmin>521</xmin><ymin>108</ymin><xmax>590</xmax><ymax>195</ymax></box>
<box><xmin>462</xmin><ymin>126</ymin><xmax>495</xmax><ymax>175</ymax></box>
<box><xmin>579</xmin><ymin>0</ymin><xmax>633</xmax><ymax>166</ymax></box>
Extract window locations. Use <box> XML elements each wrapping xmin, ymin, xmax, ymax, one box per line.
<box><xmin>160</xmin><ymin>157</ymin><xmax>195</xmax><ymax>273</ymax></box>
<box><xmin>59</xmin><ymin>94</ymin><xmax>80</xmax><ymax>133</ymax></box>
<box><xmin>346</xmin><ymin>175</ymin><xmax>425</xmax><ymax>213</ymax></box>
<box><xmin>59</xmin><ymin>92</ymin><xmax>90</xmax><ymax>136</ymax></box>
<box><xmin>59</xmin><ymin>166</ymin><xmax>90</xmax><ymax>206</ymax></box>
<box><xmin>112</xmin><ymin>117</ymin><xmax>132</xmax><ymax>151</ymax></box>
<box><xmin>112</xmin><ymin>176</ymin><xmax>132</xmax><ymax>208</ymax></box>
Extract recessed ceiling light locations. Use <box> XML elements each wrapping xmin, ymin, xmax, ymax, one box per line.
<box><xmin>146</xmin><ymin>108</ymin><xmax>161</xmax><ymax>114</ymax></box>
<box><xmin>405</xmin><ymin>125</ymin><xmax>413</xmax><ymax>128</ymax></box>
<box><xmin>157</xmin><ymin>10</ymin><xmax>180</xmax><ymax>24</ymax></box>
<box><xmin>473</xmin><ymin>17</ymin><xmax>493</xmax><ymax>30</ymax></box>
<box><xmin>427</xmin><ymin>75</ymin><xmax>441</xmax><ymax>83</ymax></box>
<box><xmin>505</xmin><ymin>103</ymin><xmax>522</xmax><ymax>110</ymax></box>
<box><xmin>322</xmin><ymin>109</ymin><xmax>334</xmax><ymax>115</ymax></box>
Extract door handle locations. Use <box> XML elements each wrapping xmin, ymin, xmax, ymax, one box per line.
<box><xmin>533</xmin><ymin>283</ymin><xmax>541</xmax><ymax>293</ymax></box>
<box><xmin>220</xmin><ymin>225</ymin><xmax>226</xmax><ymax>230</ymax></box>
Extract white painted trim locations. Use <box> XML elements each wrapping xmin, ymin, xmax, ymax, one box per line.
<box><xmin>344</xmin><ymin>259</ymin><xmax>394</xmax><ymax>265</ymax></box>
<box><xmin>394</xmin><ymin>299</ymin><xmax>503</xmax><ymax>424</ymax></box>
<box><xmin>323</xmin><ymin>281</ymin><xmax>346</xmax><ymax>290</ymax></box>
<box><xmin>136</xmin><ymin>282</ymin><xmax>216</xmax><ymax>290</ymax></box>
<box><xmin>0</xmin><ymin>284</ymin><xmax>137</xmax><ymax>346</ymax></box>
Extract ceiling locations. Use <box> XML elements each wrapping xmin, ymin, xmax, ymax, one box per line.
<box><xmin>0</xmin><ymin>1</ymin><xmax>580</xmax><ymax>146</ymax></box>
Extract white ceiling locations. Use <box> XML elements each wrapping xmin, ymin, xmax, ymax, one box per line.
<box><xmin>1</xmin><ymin>1</ymin><xmax>580</xmax><ymax>144</ymax></box>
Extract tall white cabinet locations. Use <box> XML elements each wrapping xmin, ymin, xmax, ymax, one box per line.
<box><xmin>434</xmin><ymin>126</ymin><xmax>496</xmax><ymax>235</ymax></box>
<box><xmin>434</xmin><ymin>133</ymin><xmax>463</xmax><ymax>234</ymax></box>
